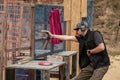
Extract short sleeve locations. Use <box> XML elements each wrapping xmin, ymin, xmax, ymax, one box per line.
<box><xmin>94</xmin><ymin>32</ymin><xmax>103</xmax><ymax>45</ymax></box>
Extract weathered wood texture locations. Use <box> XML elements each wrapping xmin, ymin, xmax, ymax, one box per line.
<box><xmin>63</xmin><ymin>0</ymin><xmax>87</xmax><ymax>75</ymax></box>
<box><xmin>63</xmin><ymin>0</ymin><xmax>71</xmax><ymax>51</ymax></box>
<box><xmin>81</xmin><ymin>0</ymin><xmax>87</xmax><ymax>17</ymax></box>
<box><xmin>64</xmin><ymin>0</ymin><xmax>71</xmax><ymax>21</ymax></box>
<box><xmin>7</xmin><ymin>60</ymin><xmax>65</xmax><ymax>80</ymax></box>
<box><xmin>65</xmin><ymin>21</ymin><xmax>71</xmax><ymax>51</ymax></box>
<box><xmin>30</xmin><ymin>7</ymin><xmax>35</xmax><ymax>57</ymax></box>
<box><xmin>5</xmin><ymin>68</ymin><xmax>15</xmax><ymax>80</ymax></box>
<box><xmin>71</xmin><ymin>0</ymin><xmax>81</xmax><ymax>51</ymax></box>
<box><xmin>64</xmin><ymin>0</ymin><xmax>87</xmax><ymax>51</ymax></box>
<box><xmin>28</xmin><ymin>69</ymin><xmax>36</xmax><ymax>80</ymax></box>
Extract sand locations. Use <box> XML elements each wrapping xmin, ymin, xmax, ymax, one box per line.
<box><xmin>103</xmin><ymin>55</ymin><xmax>120</xmax><ymax>80</ymax></box>
<box><xmin>51</xmin><ymin>55</ymin><xmax>120</xmax><ymax>80</ymax></box>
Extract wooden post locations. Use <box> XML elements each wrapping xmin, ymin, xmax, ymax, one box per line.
<box><xmin>71</xmin><ymin>54</ymin><xmax>77</xmax><ymax>78</ymax></box>
<box><xmin>5</xmin><ymin>68</ymin><xmax>15</xmax><ymax>80</ymax></box>
<box><xmin>63</xmin><ymin>0</ymin><xmax>72</xmax><ymax>51</ymax></box>
<box><xmin>81</xmin><ymin>0</ymin><xmax>87</xmax><ymax>17</ymax></box>
<box><xmin>3</xmin><ymin>1</ymin><xmax>8</xmax><ymax>80</ymax></box>
<box><xmin>28</xmin><ymin>69</ymin><xmax>36</xmax><ymax>80</ymax></box>
<box><xmin>28</xmin><ymin>5</ymin><xmax>36</xmax><ymax>80</ymax></box>
<box><xmin>59</xmin><ymin>65</ymin><xmax>65</xmax><ymax>80</ymax></box>
<box><xmin>70</xmin><ymin>0</ymin><xmax>81</xmax><ymax>51</ymax></box>
<box><xmin>30</xmin><ymin>5</ymin><xmax>35</xmax><ymax>57</ymax></box>
<box><xmin>18</xmin><ymin>3</ymin><xmax>24</xmax><ymax>55</ymax></box>
<box><xmin>66</xmin><ymin>21</ymin><xmax>71</xmax><ymax>51</ymax></box>
<box><xmin>63</xmin><ymin>56</ymin><xmax>70</xmax><ymax>80</ymax></box>
<box><xmin>63</xmin><ymin>0</ymin><xmax>71</xmax><ymax>21</ymax></box>
<box><xmin>41</xmin><ymin>70</ymin><xmax>50</xmax><ymax>80</ymax></box>
<box><xmin>0</xmin><ymin>4</ymin><xmax>5</xmax><ymax>80</ymax></box>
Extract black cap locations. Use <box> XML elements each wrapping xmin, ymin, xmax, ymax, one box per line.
<box><xmin>73</xmin><ymin>21</ymin><xmax>88</xmax><ymax>30</ymax></box>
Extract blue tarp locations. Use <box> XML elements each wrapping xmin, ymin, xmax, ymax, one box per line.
<box><xmin>82</xmin><ymin>0</ymin><xmax>93</xmax><ymax>30</ymax></box>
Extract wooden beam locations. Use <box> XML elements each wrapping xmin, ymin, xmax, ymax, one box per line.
<box><xmin>28</xmin><ymin>69</ymin><xmax>36</xmax><ymax>80</ymax></box>
<box><xmin>66</xmin><ymin>21</ymin><xmax>71</xmax><ymax>51</ymax></box>
<box><xmin>18</xmin><ymin>4</ymin><xmax>24</xmax><ymax>55</ymax></box>
<box><xmin>3</xmin><ymin>2</ymin><xmax>8</xmax><ymax>80</ymax></box>
<box><xmin>63</xmin><ymin>0</ymin><xmax>72</xmax><ymax>50</ymax></box>
<box><xmin>5</xmin><ymin>68</ymin><xmax>15</xmax><ymax>80</ymax></box>
<box><xmin>6</xmin><ymin>47</ymin><xmax>31</xmax><ymax>52</ymax></box>
<box><xmin>63</xmin><ymin>0</ymin><xmax>72</xmax><ymax>21</ymax></box>
<box><xmin>81</xmin><ymin>0</ymin><xmax>87</xmax><ymax>17</ymax></box>
<box><xmin>70</xmin><ymin>0</ymin><xmax>81</xmax><ymax>51</ymax></box>
<box><xmin>30</xmin><ymin>6</ymin><xmax>35</xmax><ymax>57</ymax></box>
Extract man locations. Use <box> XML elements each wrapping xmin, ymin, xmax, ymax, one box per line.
<box><xmin>47</xmin><ymin>21</ymin><xmax>110</xmax><ymax>80</ymax></box>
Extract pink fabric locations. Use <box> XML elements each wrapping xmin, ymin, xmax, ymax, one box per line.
<box><xmin>49</xmin><ymin>8</ymin><xmax>63</xmax><ymax>44</ymax></box>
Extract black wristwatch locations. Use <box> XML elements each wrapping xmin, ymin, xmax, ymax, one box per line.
<box><xmin>88</xmin><ymin>50</ymin><xmax>91</xmax><ymax>54</ymax></box>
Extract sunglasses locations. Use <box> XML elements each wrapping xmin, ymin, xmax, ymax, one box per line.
<box><xmin>75</xmin><ymin>28</ymin><xmax>80</xmax><ymax>31</ymax></box>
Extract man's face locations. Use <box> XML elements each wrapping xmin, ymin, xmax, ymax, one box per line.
<box><xmin>75</xmin><ymin>29</ymin><xmax>83</xmax><ymax>36</ymax></box>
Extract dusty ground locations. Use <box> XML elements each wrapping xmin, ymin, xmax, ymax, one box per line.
<box><xmin>103</xmin><ymin>55</ymin><xmax>120</xmax><ymax>80</ymax></box>
<box><xmin>50</xmin><ymin>55</ymin><xmax>120</xmax><ymax>80</ymax></box>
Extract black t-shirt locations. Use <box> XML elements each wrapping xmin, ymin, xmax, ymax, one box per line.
<box><xmin>94</xmin><ymin>31</ymin><xmax>103</xmax><ymax>46</ymax></box>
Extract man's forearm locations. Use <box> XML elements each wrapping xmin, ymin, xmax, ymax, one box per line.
<box><xmin>51</xmin><ymin>34</ymin><xmax>67</xmax><ymax>40</ymax></box>
<box><xmin>89</xmin><ymin>43</ymin><xmax>105</xmax><ymax>54</ymax></box>
<box><xmin>50</xmin><ymin>34</ymin><xmax>77</xmax><ymax>41</ymax></box>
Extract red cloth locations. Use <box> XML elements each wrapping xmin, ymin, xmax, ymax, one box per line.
<box><xmin>49</xmin><ymin>8</ymin><xmax>63</xmax><ymax>44</ymax></box>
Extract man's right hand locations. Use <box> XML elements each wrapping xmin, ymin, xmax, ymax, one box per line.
<box><xmin>41</xmin><ymin>30</ymin><xmax>52</xmax><ymax>37</ymax></box>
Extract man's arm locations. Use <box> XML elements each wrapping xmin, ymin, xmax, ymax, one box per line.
<box><xmin>87</xmin><ymin>43</ymin><xmax>105</xmax><ymax>55</ymax></box>
<box><xmin>48</xmin><ymin>31</ymin><xmax>78</xmax><ymax>41</ymax></box>
<box><xmin>87</xmin><ymin>31</ymin><xmax>105</xmax><ymax>56</ymax></box>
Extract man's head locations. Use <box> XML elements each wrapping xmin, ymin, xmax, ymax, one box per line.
<box><xmin>74</xmin><ymin>21</ymin><xmax>88</xmax><ymax>31</ymax></box>
<box><xmin>74</xmin><ymin>21</ymin><xmax>89</xmax><ymax>36</ymax></box>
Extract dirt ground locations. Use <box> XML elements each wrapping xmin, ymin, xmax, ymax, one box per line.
<box><xmin>51</xmin><ymin>55</ymin><xmax>120</xmax><ymax>80</ymax></box>
<box><xmin>103</xmin><ymin>55</ymin><xmax>120</xmax><ymax>80</ymax></box>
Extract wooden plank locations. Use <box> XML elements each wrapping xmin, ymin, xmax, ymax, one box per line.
<box><xmin>28</xmin><ymin>69</ymin><xmax>36</xmax><ymax>80</ymax></box>
<box><xmin>6</xmin><ymin>47</ymin><xmax>31</xmax><ymax>52</ymax></box>
<box><xmin>41</xmin><ymin>70</ymin><xmax>50</xmax><ymax>80</ymax></box>
<box><xmin>30</xmin><ymin>7</ymin><xmax>35</xmax><ymax>57</ymax></box>
<box><xmin>77</xmin><ymin>52</ymin><xmax>80</xmax><ymax>75</ymax></box>
<box><xmin>53</xmin><ymin>51</ymin><xmax>78</xmax><ymax>57</ymax></box>
<box><xmin>63</xmin><ymin>57</ymin><xmax>70</xmax><ymax>80</ymax></box>
<box><xmin>66</xmin><ymin>21</ymin><xmax>71</xmax><ymax>51</ymax></box>
<box><xmin>3</xmin><ymin>3</ymin><xmax>8</xmax><ymax>80</ymax></box>
<box><xmin>1</xmin><ymin>11</ymin><xmax>4</xmax><ymax>80</ymax></box>
<box><xmin>7</xmin><ymin>61</ymin><xmax>66</xmax><ymax>71</ymax></box>
<box><xmin>71</xmin><ymin>54</ymin><xmax>77</xmax><ymax>78</ymax></box>
<box><xmin>81</xmin><ymin>0</ymin><xmax>87</xmax><ymax>17</ymax></box>
<box><xmin>59</xmin><ymin>65</ymin><xmax>65</xmax><ymax>80</ymax></box>
<box><xmin>63</xmin><ymin>0</ymin><xmax>72</xmax><ymax>21</ymax></box>
<box><xmin>71</xmin><ymin>0</ymin><xmax>81</xmax><ymax>51</ymax></box>
<box><xmin>0</xmin><ymin>11</ymin><xmax>5</xmax><ymax>14</ymax></box>
<box><xmin>5</xmin><ymin>68</ymin><xmax>15</xmax><ymax>80</ymax></box>
<box><xmin>18</xmin><ymin>5</ymin><xmax>23</xmax><ymax>55</ymax></box>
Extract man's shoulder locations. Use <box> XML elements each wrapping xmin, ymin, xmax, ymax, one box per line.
<box><xmin>89</xmin><ymin>30</ymin><xmax>103</xmax><ymax>39</ymax></box>
<box><xmin>92</xmin><ymin>30</ymin><xmax>103</xmax><ymax>40</ymax></box>
<box><xmin>92</xmin><ymin>30</ymin><xmax>101</xmax><ymax>35</ymax></box>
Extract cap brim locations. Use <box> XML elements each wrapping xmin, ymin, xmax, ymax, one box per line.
<box><xmin>74</xmin><ymin>28</ymin><xmax>79</xmax><ymax>30</ymax></box>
